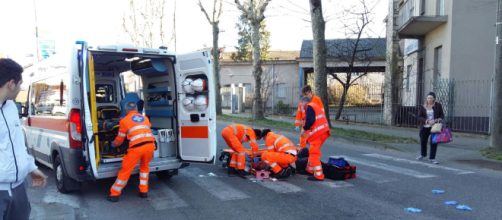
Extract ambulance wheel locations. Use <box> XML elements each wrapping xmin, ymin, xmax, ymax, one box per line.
<box><xmin>54</xmin><ymin>155</ymin><xmax>80</xmax><ymax>193</ymax></box>
<box><xmin>156</xmin><ymin>169</ymin><xmax>178</xmax><ymax>180</ymax></box>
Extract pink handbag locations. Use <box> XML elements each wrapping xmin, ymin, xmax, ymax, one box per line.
<box><xmin>431</xmin><ymin>127</ymin><xmax>453</xmax><ymax>144</ymax></box>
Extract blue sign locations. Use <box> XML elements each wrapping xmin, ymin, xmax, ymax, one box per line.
<box><xmin>132</xmin><ymin>115</ymin><xmax>144</xmax><ymax>122</ymax></box>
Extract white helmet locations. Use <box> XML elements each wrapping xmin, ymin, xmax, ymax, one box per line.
<box><xmin>182</xmin><ymin>96</ymin><xmax>195</xmax><ymax>111</ymax></box>
<box><xmin>194</xmin><ymin>95</ymin><xmax>208</xmax><ymax>111</ymax></box>
<box><xmin>191</xmin><ymin>78</ymin><xmax>206</xmax><ymax>92</ymax></box>
<box><xmin>182</xmin><ymin>78</ymin><xmax>194</xmax><ymax>94</ymax></box>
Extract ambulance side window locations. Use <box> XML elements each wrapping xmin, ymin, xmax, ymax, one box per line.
<box><xmin>31</xmin><ymin>75</ymin><xmax>68</xmax><ymax>117</ymax></box>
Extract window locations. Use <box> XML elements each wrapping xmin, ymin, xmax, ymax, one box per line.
<box><xmin>436</xmin><ymin>0</ymin><xmax>444</xmax><ymax>15</ymax></box>
<box><xmin>434</xmin><ymin>46</ymin><xmax>442</xmax><ymax>82</ymax></box>
<box><xmin>420</xmin><ymin>0</ymin><xmax>425</xmax><ymax>15</ymax></box>
<box><xmin>31</xmin><ymin>75</ymin><xmax>68</xmax><ymax>117</ymax></box>
<box><xmin>406</xmin><ymin>65</ymin><xmax>412</xmax><ymax>91</ymax></box>
<box><xmin>276</xmin><ymin>83</ymin><xmax>286</xmax><ymax>98</ymax></box>
<box><xmin>95</xmin><ymin>84</ymin><xmax>115</xmax><ymax>103</ymax></box>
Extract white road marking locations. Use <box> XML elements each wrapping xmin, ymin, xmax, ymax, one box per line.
<box><xmin>340</xmin><ymin>155</ymin><xmax>437</xmax><ymax>178</ymax></box>
<box><xmin>247</xmin><ymin>176</ymin><xmax>303</xmax><ymax>193</ymax></box>
<box><xmin>42</xmin><ymin>188</ymin><xmax>81</xmax><ymax>209</ymax></box>
<box><xmin>363</xmin><ymin>153</ymin><xmax>474</xmax><ymax>175</ymax></box>
<box><xmin>357</xmin><ymin>170</ymin><xmax>398</xmax><ymax>183</ymax></box>
<box><xmin>181</xmin><ymin>167</ymin><xmax>250</xmax><ymax>201</ymax></box>
<box><xmin>149</xmin><ymin>185</ymin><xmax>189</xmax><ymax>210</ymax></box>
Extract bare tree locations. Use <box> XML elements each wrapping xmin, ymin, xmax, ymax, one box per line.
<box><xmin>122</xmin><ymin>0</ymin><xmax>169</xmax><ymax>48</ymax></box>
<box><xmin>235</xmin><ymin>0</ymin><xmax>271</xmax><ymax>120</ymax></box>
<box><xmin>260</xmin><ymin>67</ymin><xmax>277</xmax><ymax>113</ymax></box>
<box><xmin>309</xmin><ymin>0</ymin><xmax>331</xmax><ymax>126</ymax></box>
<box><xmin>328</xmin><ymin>0</ymin><xmax>376</xmax><ymax>120</ymax></box>
<box><xmin>198</xmin><ymin>0</ymin><xmax>224</xmax><ymax>115</ymax></box>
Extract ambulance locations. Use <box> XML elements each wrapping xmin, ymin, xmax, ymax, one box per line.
<box><xmin>20</xmin><ymin>41</ymin><xmax>216</xmax><ymax>193</ymax></box>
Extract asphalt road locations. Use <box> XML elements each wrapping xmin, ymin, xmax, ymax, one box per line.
<box><xmin>27</xmin><ymin>121</ymin><xmax>502</xmax><ymax>220</ymax></box>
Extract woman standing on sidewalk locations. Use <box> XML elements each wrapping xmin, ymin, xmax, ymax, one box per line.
<box><xmin>417</xmin><ymin>92</ymin><xmax>444</xmax><ymax>164</ymax></box>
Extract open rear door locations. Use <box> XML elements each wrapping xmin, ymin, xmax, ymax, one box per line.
<box><xmin>175</xmin><ymin>51</ymin><xmax>216</xmax><ymax>163</ymax></box>
<box><xmin>78</xmin><ymin>42</ymin><xmax>98</xmax><ymax>177</ymax></box>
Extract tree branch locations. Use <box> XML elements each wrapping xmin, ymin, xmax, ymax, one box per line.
<box><xmin>198</xmin><ymin>0</ymin><xmax>213</xmax><ymax>23</ymax></box>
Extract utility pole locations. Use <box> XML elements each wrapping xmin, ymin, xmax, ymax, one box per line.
<box><xmin>492</xmin><ymin>0</ymin><xmax>502</xmax><ymax>151</ymax></box>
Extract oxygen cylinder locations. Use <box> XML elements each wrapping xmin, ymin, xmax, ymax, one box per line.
<box><xmin>194</xmin><ymin>95</ymin><xmax>208</xmax><ymax>111</ymax></box>
<box><xmin>182</xmin><ymin>96</ymin><xmax>195</xmax><ymax>111</ymax></box>
<box><xmin>182</xmin><ymin>78</ymin><xmax>194</xmax><ymax>93</ymax></box>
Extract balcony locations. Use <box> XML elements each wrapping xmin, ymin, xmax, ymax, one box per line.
<box><xmin>397</xmin><ymin>0</ymin><xmax>448</xmax><ymax>39</ymax></box>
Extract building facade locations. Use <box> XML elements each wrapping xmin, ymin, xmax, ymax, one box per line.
<box><xmin>395</xmin><ymin>0</ymin><xmax>497</xmax><ymax>133</ymax></box>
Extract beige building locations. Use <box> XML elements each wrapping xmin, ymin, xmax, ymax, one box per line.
<box><xmin>395</xmin><ymin>0</ymin><xmax>496</xmax><ymax>133</ymax></box>
<box><xmin>219</xmin><ymin>51</ymin><xmax>301</xmax><ymax>112</ymax></box>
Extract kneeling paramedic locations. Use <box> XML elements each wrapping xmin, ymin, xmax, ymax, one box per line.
<box><xmin>221</xmin><ymin>124</ymin><xmax>262</xmax><ymax>177</ymax></box>
<box><xmin>261</xmin><ymin>129</ymin><xmax>297</xmax><ymax>179</ymax></box>
<box><xmin>108</xmin><ymin>102</ymin><xmax>155</xmax><ymax>202</ymax></box>
<box><xmin>301</xmin><ymin>96</ymin><xmax>330</xmax><ymax>181</ymax></box>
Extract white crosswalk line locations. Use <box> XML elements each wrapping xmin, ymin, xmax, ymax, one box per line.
<box><xmin>363</xmin><ymin>153</ymin><xmax>475</xmax><ymax>175</ymax></box>
<box><xmin>180</xmin><ymin>167</ymin><xmax>250</xmax><ymax>201</ymax></box>
<box><xmin>357</xmin><ymin>170</ymin><xmax>398</xmax><ymax>183</ymax></box>
<box><xmin>296</xmin><ymin>175</ymin><xmax>354</xmax><ymax>188</ymax></box>
<box><xmin>246</xmin><ymin>176</ymin><xmax>303</xmax><ymax>193</ymax></box>
<box><xmin>149</xmin><ymin>185</ymin><xmax>188</xmax><ymax>210</ymax></box>
<box><xmin>340</xmin><ymin>155</ymin><xmax>437</xmax><ymax>178</ymax></box>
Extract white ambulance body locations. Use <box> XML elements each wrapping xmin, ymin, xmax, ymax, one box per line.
<box><xmin>21</xmin><ymin>41</ymin><xmax>216</xmax><ymax>193</ymax></box>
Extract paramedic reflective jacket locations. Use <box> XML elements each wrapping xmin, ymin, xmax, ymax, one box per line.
<box><xmin>113</xmin><ymin>111</ymin><xmax>155</xmax><ymax>148</ymax></box>
<box><xmin>0</xmin><ymin>100</ymin><xmax>37</xmax><ymax>190</ymax></box>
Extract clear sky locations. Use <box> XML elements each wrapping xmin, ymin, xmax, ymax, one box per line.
<box><xmin>0</xmin><ymin>0</ymin><xmax>387</xmax><ymax>65</ymax></box>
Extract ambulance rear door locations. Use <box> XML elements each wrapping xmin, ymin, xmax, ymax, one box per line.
<box><xmin>175</xmin><ymin>51</ymin><xmax>216</xmax><ymax>163</ymax></box>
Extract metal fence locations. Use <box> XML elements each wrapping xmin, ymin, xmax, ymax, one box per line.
<box><xmin>220</xmin><ymin>79</ymin><xmax>493</xmax><ymax>134</ymax></box>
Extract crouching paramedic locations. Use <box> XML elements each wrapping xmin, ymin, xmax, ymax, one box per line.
<box><xmin>301</xmin><ymin>96</ymin><xmax>330</xmax><ymax>181</ymax></box>
<box><xmin>221</xmin><ymin>124</ymin><xmax>262</xmax><ymax>176</ymax></box>
<box><xmin>108</xmin><ymin>102</ymin><xmax>155</xmax><ymax>202</ymax></box>
<box><xmin>261</xmin><ymin>129</ymin><xmax>297</xmax><ymax>179</ymax></box>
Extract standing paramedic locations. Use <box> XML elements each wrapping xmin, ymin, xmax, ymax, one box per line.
<box><xmin>108</xmin><ymin>102</ymin><xmax>155</xmax><ymax>202</ymax></box>
<box><xmin>301</xmin><ymin>96</ymin><xmax>330</xmax><ymax>181</ymax></box>
<box><xmin>221</xmin><ymin>124</ymin><xmax>262</xmax><ymax>177</ymax></box>
<box><xmin>294</xmin><ymin>85</ymin><xmax>325</xmax><ymax>148</ymax></box>
<box><xmin>1</xmin><ymin>58</ymin><xmax>47</xmax><ymax>220</ymax></box>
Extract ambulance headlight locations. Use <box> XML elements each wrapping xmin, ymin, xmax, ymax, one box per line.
<box><xmin>194</xmin><ymin>95</ymin><xmax>208</xmax><ymax>111</ymax></box>
<box><xmin>191</xmin><ymin>78</ymin><xmax>206</xmax><ymax>92</ymax></box>
<box><xmin>182</xmin><ymin>96</ymin><xmax>195</xmax><ymax>111</ymax></box>
<box><xmin>182</xmin><ymin>78</ymin><xmax>194</xmax><ymax>94</ymax></box>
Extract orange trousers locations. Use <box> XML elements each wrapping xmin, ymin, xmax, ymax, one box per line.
<box><xmin>261</xmin><ymin>152</ymin><xmax>297</xmax><ymax>174</ymax></box>
<box><xmin>299</xmin><ymin>131</ymin><xmax>307</xmax><ymax>148</ymax></box>
<box><xmin>221</xmin><ymin>127</ymin><xmax>249</xmax><ymax>171</ymax></box>
<box><xmin>110</xmin><ymin>144</ymin><xmax>155</xmax><ymax>196</ymax></box>
<box><xmin>306</xmin><ymin>132</ymin><xmax>330</xmax><ymax>180</ymax></box>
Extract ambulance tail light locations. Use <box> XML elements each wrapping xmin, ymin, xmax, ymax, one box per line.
<box><xmin>69</xmin><ymin>108</ymin><xmax>82</xmax><ymax>149</ymax></box>
<box><xmin>122</xmin><ymin>48</ymin><xmax>139</xmax><ymax>52</ymax></box>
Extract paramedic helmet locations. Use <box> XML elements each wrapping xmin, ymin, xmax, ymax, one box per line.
<box><xmin>194</xmin><ymin>95</ymin><xmax>208</xmax><ymax>111</ymax></box>
<box><xmin>191</xmin><ymin>78</ymin><xmax>206</xmax><ymax>92</ymax></box>
<box><xmin>182</xmin><ymin>96</ymin><xmax>195</xmax><ymax>111</ymax></box>
<box><xmin>182</xmin><ymin>78</ymin><xmax>194</xmax><ymax>94</ymax></box>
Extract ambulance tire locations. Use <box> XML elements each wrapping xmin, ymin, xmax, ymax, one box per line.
<box><xmin>156</xmin><ymin>169</ymin><xmax>178</xmax><ymax>180</ymax></box>
<box><xmin>54</xmin><ymin>155</ymin><xmax>80</xmax><ymax>193</ymax></box>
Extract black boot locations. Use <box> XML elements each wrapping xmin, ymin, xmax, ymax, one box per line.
<box><xmin>273</xmin><ymin>167</ymin><xmax>292</xmax><ymax>179</ymax></box>
<box><xmin>237</xmin><ymin>170</ymin><xmax>249</xmax><ymax>178</ymax></box>
<box><xmin>138</xmin><ymin>192</ymin><xmax>148</xmax><ymax>198</ymax></box>
<box><xmin>107</xmin><ymin>195</ymin><xmax>119</xmax><ymax>202</ymax></box>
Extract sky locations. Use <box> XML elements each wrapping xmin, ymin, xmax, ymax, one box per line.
<box><xmin>0</xmin><ymin>0</ymin><xmax>387</xmax><ymax>65</ymax></box>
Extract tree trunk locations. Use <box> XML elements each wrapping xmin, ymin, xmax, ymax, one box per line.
<box><xmin>335</xmin><ymin>85</ymin><xmax>349</xmax><ymax>120</ymax></box>
<box><xmin>212</xmin><ymin>23</ymin><xmax>222</xmax><ymax>115</ymax></box>
<box><xmin>383</xmin><ymin>0</ymin><xmax>400</xmax><ymax>125</ymax></box>
<box><xmin>309</xmin><ymin>0</ymin><xmax>331</xmax><ymax>127</ymax></box>
<box><xmin>251</xmin><ymin>21</ymin><xmax>265</xmax><ymax>119</ymax></box>
<box><xmin>492</xmin><ymin>0</ymin><xmax>502</xmax><ymax>151</ymax></box>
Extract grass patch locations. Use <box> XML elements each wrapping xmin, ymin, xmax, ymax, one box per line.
<box><xmin>481</xmin><ymin>147</ymin><xmax>502</xmax><ymax>161</ymax></box>
<box><xmin>218</xmin><ymin>114</ymin><xmax>418</xmax><ymax>144</ymax></box>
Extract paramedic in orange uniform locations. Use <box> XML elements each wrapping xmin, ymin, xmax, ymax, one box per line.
<box><xmin>108</xmin><ymin>102</ymin><xmax>155</xmax><ymax>202</ymax></box>
<box><xmin>301</xmin><ymin>96</ymin><xmax>330</xmax><ymax>181</ymax></box>
<box><xmin>295</xmin><ymin>85</ymin><xmax>325</xmax><ymax>148</ymax></box>
<box><xmin>221</xmin><ymin>124</ymin><xmax>262</xmax><ymax>177</ymax></box>
<box><xmin>261</xmin><ymin>129</ymin><xmax>297</xmax><ymax>179</ymax></box>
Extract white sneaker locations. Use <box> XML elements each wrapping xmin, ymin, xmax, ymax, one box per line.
<box><xmin>429</xmin><ymin>159</ymin><xmax>440</xmax><ymax>164</ymax></box>
<box><xmin>416</xmin><ymin>156</ymin><xmax>425</xmax><ymax>161</ymax></box>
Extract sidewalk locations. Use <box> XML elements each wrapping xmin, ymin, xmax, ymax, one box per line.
<box><xmin>220</xmin><ymin>110</ymin><xmax>501</xmax><ymax>170</ymax></box>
